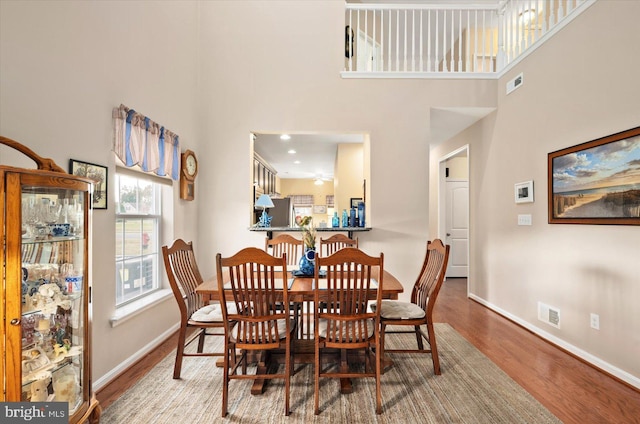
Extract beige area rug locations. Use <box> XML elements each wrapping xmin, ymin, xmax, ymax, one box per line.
<box><xmin>101</xmin><ymin>323</ymin><xmax>560</xmax><ymax>423</ymax></box>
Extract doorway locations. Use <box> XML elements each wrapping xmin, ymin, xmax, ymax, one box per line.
<box><xmin>438</xmin><ymin>145</ymin><xmax>469</xmax><ymax>280</ymax></box>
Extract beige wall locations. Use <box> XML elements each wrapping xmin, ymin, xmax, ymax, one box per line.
<box><xmin>445</xmin><ymin>156</ymin><xmax>468</xmax><ymax>180</ymax></box>
<box><xmin>279</xmin><ymin>178</ymin><xmax>334</xmax><ymax>225</ymax></box>
<box><xmin>334</xmin><ymin>143</ymin><xmax>364</xmax><ymax>215</ymax></box>
<box><xmin>430</xmin><ymin>1</ymin><xmax>640</xmax><ymax>386</ymax></box>
<box><xmin>0</xmin><ymin>1</ymin><xmax>201</xmax><ymax>385</ymax></box>
<box><xmin>2</xmin><ymin>0</ymin><xmax>638</xmax><ymax>391</ymax></box>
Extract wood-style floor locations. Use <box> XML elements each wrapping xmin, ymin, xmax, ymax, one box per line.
<box><xmin>96</xmin><ymin>278</ymin><xmax>640</xmax><ymax>423</ymax></box>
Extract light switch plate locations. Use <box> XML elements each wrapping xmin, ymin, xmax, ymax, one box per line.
<box><xmin>518</xmin><ymin>214</ymin><xmax>532</xmax><ymax>225</ymax></box>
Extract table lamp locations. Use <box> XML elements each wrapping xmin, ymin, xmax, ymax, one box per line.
<box><xmin>255</xmin><ymin>194</ymin><xmax>275</xmax><ymax>227</ymax></box>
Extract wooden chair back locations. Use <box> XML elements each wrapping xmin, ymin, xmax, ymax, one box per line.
<box><xmin>314</xmin><ymin>247</ymin><xmax>383</xmax><ymax>348</ymax></box>
<box><xmin>411</xmin><ymin>239</ymin><xmax>450</xmax><ymax>318</ymax></box>
<box><xmin>216</xmin><ymin>247</ymin><xmax>291</xmax><ymax>350</ymax></box>
<box><xmin>319</xmin><ymin>234</ymin><xmax>358</xmax><ymax>257</ymax></box>
<box><xmin>265</xmin><ymin>234</ymin><xmax>304</xmax><ymax>266</ymax></box>
<box><xmin>162</xmin><ymin>239</ymin><xmax>204</xmax><ymax>321</ymax></box>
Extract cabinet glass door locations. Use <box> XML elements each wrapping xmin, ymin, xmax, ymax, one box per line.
<box><xmin>20</xmin><ymin>185</ymin><xmax>87</xmax><ymax>413</ymax></box>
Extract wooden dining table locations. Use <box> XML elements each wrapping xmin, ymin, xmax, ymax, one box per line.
<box><xmin>196</xmin><ymin>269</ymin><xmax>404</xmax><ymax>394</ymax></box>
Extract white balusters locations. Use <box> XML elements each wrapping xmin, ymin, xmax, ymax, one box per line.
<box><xmin>343</xmin><ymin>0</ymin><xmax>591</xmax><ymax>76</ymax></box>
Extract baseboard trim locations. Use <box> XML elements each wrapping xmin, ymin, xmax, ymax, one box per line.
<box><xmin>468</xmin><ymin>293</ymin><xmax>640</xmax><ymax>391</ymax></box>
<box><xmin>93</xmin><ymin>323</ymin><xmax>180</xmax><ymax>391</ymax></box>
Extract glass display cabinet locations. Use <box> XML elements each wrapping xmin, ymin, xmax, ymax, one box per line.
<box><xmin>0</xmin><ymin>137</ymin><xmax>100</xmax><ymax>423</ymax></box>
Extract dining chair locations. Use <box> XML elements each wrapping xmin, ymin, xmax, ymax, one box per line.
<box><xmin>319</xmin><ymin>233</ymin><xmax>358</xmax><ymax>257</ymax></box>
<box><xmin>313</xmin><ymin>247</ymin><xmax>384</xmax><ymax>415</ymax></box>
<box><xmin>216</xmin><ymin>247</ymin><xmax>296</xmax><ymax>417</ymax></box>
<box><xmin>265</xmin><ymin>234</ymin><xmax>304</xmax><ymax>267</ymax></box>
<box><xmin>375</xmin><ymin>239</ymin><xmax>450</xmax><ymax>375</ymax></box>
<box><xmin>162</xmin><ymin>239</ymin><xmax>235</xmax><ymax>379</ymax></box>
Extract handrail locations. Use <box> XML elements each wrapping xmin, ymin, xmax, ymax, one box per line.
<box><xmin>343</xmin><ymin>0</ymin><xmax>595</xmax><ymax>78</ymax></box>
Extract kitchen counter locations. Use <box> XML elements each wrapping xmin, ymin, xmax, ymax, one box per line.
<box><xmin>249</xmin><ymin>226</ymin><xmax>371</xmax><ymax>239</ymax></box>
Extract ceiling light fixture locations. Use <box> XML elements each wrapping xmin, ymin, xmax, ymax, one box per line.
<box><xmin>288</xmin><ymin>149</ymin><xmax>296</xmax><ymax>154</ymax></box>
<box><xmin>280</xmin><ymin>134</ymin><xmax>291</xmax><ymax>140</ymax></box>
<box><xmin>314</xmin><ymin>178</ymin><xmax>324</xmax><ymax>186</ymax></box>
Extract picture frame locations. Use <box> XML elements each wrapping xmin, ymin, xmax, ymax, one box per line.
<box><xmin>69</xmin><ymin>159</ymin><xmax>108</xmax><ymax>210</ymax></box>
<box><xmin>350</xmin><ymin>197</ymin><xmax>363</xmax><ymax>209</ymax></box>
<box><xmin>515</xmin><ymin>180</ymin><xmax>534</xmax><ymax>204</ymax></box>
<box><xmin>548</xmin><ymin>126</ymin><xmax>640</xmax><ymax>225</ymax></box>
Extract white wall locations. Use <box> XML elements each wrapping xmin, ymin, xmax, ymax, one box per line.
<box><xmin>430</xmin><ymin>1</ymin><xmax>640</xmax><ymax>387</ymax></box>
<box><xmin>196</xmin><ymin>0</ymin><xmax>496</xmax><ymax>293</ymax></box>
<box><xmin>0</xmin><ymin>1</ymin><xmax>201</xmax><ymax>382</ymax></box>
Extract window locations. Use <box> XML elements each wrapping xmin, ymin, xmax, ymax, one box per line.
<box><xmin>115</xmin><ymin>173</ymin><xmax>162</xmax><ymax>306</ymax></box>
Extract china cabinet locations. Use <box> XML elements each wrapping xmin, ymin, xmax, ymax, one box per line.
<box><xmin>0</xmin><ymin>137</ymin><xmax>100</xmax><ymax>423</ymax></box>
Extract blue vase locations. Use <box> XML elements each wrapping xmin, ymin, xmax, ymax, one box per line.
<box><xmin>298</xmin><ymin>248</ymin><xmax>316</xmax><ymax>276</ymax></box>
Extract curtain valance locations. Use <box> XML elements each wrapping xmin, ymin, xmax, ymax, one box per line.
<box><xmin>113</xmin><ymin>104</ymin><xmax>180</xmax><ymax>180</ymax></box>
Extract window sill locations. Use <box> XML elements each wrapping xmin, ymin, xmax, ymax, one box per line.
<box><xmin>110</xmin><ymin>289</ymin><xmax>173</xmax><ymax>328</ymax></box>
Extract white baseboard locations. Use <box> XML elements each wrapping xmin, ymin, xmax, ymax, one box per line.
<box><xmin>468</xmin><ymin>293</ymin><xmax>640</xmax><ymax>390</ymax></box>
<box><xmin>93</xmin><ymin>323</ymin><xmax>180</xmax><ymax>391</ymax></box>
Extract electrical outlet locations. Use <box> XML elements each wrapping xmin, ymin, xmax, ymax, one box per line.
<box><xmin>590</xmin><ymin>313</ymin><xmax>600</xmax><ymax>330</ymax></box>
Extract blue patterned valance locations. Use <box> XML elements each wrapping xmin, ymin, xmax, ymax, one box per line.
<box><xmin>112</xmin><ymin>104</ymin><xmax>180</xmax><ymax>180</ymax></box>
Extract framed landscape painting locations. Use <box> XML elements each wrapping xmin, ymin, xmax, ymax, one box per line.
<box><xmin>548</xmin><ymin>126</ymin><xmax>640</xmax><ymax>225</ymax></box>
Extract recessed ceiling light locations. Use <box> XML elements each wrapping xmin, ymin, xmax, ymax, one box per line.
<box><xmin>280</xmin><ymin>134</ymin><xmax>291</xmax><ymax>140</ymax></box>
<box><xmin>294</xmin><ymin>160</ymin><xmax>301</xmax><ymax>164</ymax></box>
<box><xmin>288</xmin><ymin>149</ymin><xmax>296</xmax><ymax>154</ymax></box>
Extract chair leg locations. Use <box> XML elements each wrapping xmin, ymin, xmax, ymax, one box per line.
<box><xmin>221</xmin><ymin>341</ymin><xmax>230</xmax><ymax>417</ymax></box>
<box><xmin>197</xmin><ymin>329</ymin><xmax>206</xmax><ymax>353</ymax></box>
<box><xmin>380</xmin><ymin>322</ymin><xmax>386</xmax><ymax>355</ymax></box>
<box><xmin>415</xmin><ymin>325</ymin><xmax>424</xmax><ymax>350</ymax></box>
<box><xmin>426</xmin><ymin>322</ymin><xmax>440</xmax><ymax>375</ymax></box>
<box><xmin>314</xmin><ymin>341</ymin><xmax>320</xmax><ymax>415</ymax></box>
<box><xmin>173</xmin><ymin>326</ymin><xmax>188</xmax><ymax>379</ymax></box>
<box><xmin>284</xmin><ymin>343</ymin><xmax>291</xmax><ymax>416</ymax></box>
<box><xmin>375</xmin><ymin>338</ymin><xmax>382</xmax><ymax>414</ymax></box>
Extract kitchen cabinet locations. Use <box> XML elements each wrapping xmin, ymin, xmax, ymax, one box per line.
<box><xmin>1</xmin><ymin>137</ymin><xmax>100</xmax><ymax>423</ymax></box>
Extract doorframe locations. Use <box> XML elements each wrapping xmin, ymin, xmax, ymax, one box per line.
<box><xmin>438</xmin><ymin>144</ymin><xmax>470</xmax><ymax>297</ymax></box>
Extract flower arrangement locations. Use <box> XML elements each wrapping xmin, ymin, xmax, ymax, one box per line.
<box><xmin>296</xmin><ymin>215</ymin><xmax>316</xmax><ymax>249</ymax></box>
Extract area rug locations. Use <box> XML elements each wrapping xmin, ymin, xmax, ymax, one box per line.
<box><xmin>101</xmin><ymin>323</ymin><xmax>560</xmax><ymax>423</ymax></box>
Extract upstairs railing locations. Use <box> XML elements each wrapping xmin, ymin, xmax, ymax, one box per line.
<box><xmin>343</xmin><ymin>0</ymin><xmax>595</xmax><ymax>78</ymax></box>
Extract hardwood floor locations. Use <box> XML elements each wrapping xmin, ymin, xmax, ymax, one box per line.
<box><xmin>96</xmin><ymin>277</ymin><xmax>640</xmax><ymax>423</ymax></box>
<box><xmin>436</xmin><ymin>278</ymin><xmax>640</xmax><ymax>424</ymax></box>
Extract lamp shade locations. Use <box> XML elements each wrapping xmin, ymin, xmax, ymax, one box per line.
<box><xmin>255</xmin><ymin>194</ymin><xmax>274</xmax><ymax>209</ymax></box>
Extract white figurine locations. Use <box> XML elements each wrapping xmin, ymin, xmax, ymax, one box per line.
<box><xmin>30</xmin><ymin>376</ymin><xmax>50</xmax><ymax>402</ymax></box>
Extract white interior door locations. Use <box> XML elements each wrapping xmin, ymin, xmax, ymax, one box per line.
<box><xmin>445</xmin><ymin>180</ymin><xmax>469</xmax><ymax>277</ymax></box>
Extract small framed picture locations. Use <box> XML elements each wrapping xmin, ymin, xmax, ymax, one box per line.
<box><xmin>69</xmin><ymin>159</ymin><xmax>108</xmax><ymax>209</ymax></box>
<box><xmin>350</xmin><ymin>197</ymin><xmax>363</xmax><ymax>209</ymax></box>
<box><xmin>515</xmin><ymin>180</ymin><xmax>534</xmax><ymax>204</ymax></box>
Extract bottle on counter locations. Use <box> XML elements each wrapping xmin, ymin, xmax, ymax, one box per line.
<box><xmin>358</xmin><ymin>202</ymin><xmax>365</xmax><ymax>227</ymax></box>
<box><xmin>349</xmin><ymin>208</ymin><xmax>356</xmax><ymax>227</ymax></box>
<box><xmin>332</xmin><ymin>211</ymin><xmax>339</xmax><ymax>228</ymax></box>
<box><xmin>342</xmin><ymin>209</ymin><xmax>349</xmax><ymax>227</ymax></box>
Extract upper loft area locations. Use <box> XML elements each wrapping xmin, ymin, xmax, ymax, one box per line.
<box><xmin>343</xmin><ymin>0</ymin><xmax>595</xmax><ymax>78</ymax></box>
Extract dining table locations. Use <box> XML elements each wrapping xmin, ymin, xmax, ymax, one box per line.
<box><xmin>196</xmin><ymin>269</ymin><xmax>404</xmax><ymax>394</ymax></box>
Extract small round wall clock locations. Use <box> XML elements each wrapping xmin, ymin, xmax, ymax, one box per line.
<box><xmin>180</xmin><ymin>150</ymin><xmax>198</xmax><ymax>201</ymax></box>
